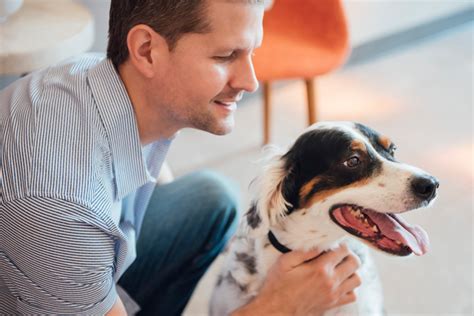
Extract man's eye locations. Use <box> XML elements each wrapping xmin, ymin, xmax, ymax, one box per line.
<box><xmin>214</xmin><ymin>51</ymin><xmax>237</xmax><ymax>61</ymax></box>
<box><xmin>344</xmin><ymin>156</ymin><xmax>361</xmax><ymax>168</ymax></box>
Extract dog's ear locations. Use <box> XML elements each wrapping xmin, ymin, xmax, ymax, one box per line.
<box><xmin>244</xmin><ymin>154</ymin><xmax>293</xmax><ymax>237</ymax></box>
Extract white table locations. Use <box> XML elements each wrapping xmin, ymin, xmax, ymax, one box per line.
<box><xmin>0</xmin><ymin>0</ymin><xmax>94</xmax><ymax>75</ymax></box>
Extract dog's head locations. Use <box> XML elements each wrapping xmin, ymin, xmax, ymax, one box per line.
<box><xmin>246</xmin><ymin>121</ymin><xmax>439</xmax><ymax>256</ymax></box>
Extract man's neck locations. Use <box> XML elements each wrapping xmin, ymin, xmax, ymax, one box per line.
<box><xmin>117</xmin><ymin>62</ymin><xmax>179</xmax><ymax>145</ymax></box>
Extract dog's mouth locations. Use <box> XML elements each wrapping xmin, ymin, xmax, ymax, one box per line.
<box><xmin>329</xmin><ymin>204</ymin><xmax>429</xmax><ymax>256</ymax></box>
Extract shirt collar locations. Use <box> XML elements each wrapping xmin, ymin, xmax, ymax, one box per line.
<box><xmin>87</xmin><ymin>57</ymin><xmax>153</xmax><ymax>200</ymax></box>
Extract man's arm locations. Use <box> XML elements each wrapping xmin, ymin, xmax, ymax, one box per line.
<box><xmin>107</xmin><ymin>297</ymin><xmax>128</xmax><ymax>316</ymax></box>
<box><xmin>232</xmin><ymin>245</ymin><xmax>361</xmax><ymax>316</ymax></box>
<box><xmin>1</xmin><ymin>196</ymin><xmax>120</xmax><ymax>315</ymax></box>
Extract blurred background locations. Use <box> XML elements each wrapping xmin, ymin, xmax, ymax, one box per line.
<box><xmin>1</xmin><ymin>0</ymin><xmax>472</xmax><ymax>315</ymax></box>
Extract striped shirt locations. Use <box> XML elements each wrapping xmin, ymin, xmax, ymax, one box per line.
<box><xmin>0</xmin><ymin>54</ymin><xmax>172</xmax><ymax>314</ymax></box>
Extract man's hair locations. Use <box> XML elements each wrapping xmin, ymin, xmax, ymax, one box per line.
<box><xmin>107</xmin><ymin>0</ymin><xmax>211</xmax><ymax>67</ymax></box>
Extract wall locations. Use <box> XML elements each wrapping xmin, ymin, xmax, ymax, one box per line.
<box><xmin>1</xmin><ymin>0</ymin><xmax>472</xmax><ymax>89</ymax></box>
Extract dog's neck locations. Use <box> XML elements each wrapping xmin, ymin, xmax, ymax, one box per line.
<box><xmin>266</xmin><ymin>222</ymin><xmax>344</xmax><ymax>253</ymax></box>
<box><xmin>243</xmin><ymin>223</ymin><xmax>345</xmax><ymax>278</ymax></box>
<box><xmin>267</xmin><ymin>230</ymin><xmax>292</xmax><ymax>253</ymax></box>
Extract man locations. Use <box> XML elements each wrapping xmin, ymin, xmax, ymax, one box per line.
<box><xmin>0</xmin><ymin>0</ymin><xmax>361</xmax><ymax>315</ymax></box>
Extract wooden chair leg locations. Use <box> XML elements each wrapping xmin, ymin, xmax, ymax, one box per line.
<box><xmin>305</xmin><ymin>78</ymin><xmax>317</xmax><ymax>125</ymax></box>
<box><xmin>263</xmin><ymin>81</ymin><xmax>271</xmax><ymax>145</ymax></box>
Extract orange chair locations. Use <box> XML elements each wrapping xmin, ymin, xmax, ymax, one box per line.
<box><xmin>253</xmin><ymin>0</ymin><xmax>350</xmax><ymax>144</ymax></box>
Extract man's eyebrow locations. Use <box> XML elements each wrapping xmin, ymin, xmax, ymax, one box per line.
<box><xmin>213</xmin><ymin>30</ymin><xmax>263</xmax><ymax>52</ymax></box>
<box><xmin>214</xmin><ymin>46</ymin><xmax>256</xmax><ymax>53</ymax></box>
<box><xmin>220</xmin><ymin>0</ymin><xmax>267</xmax><ymax>5</ymax></box>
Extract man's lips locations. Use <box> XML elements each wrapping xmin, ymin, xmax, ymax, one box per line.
<box><xmin>215</xmin><ymin>100</ymin><xmax>236</xmax><ymax>105</ymax></box>
<box><xmin>213</xmin><ymin>99</ymin><xmax>239</xmax><ymax>110</ymax></box>
<box><xmin>214</xmin><ymin>97</ymin><xmax>241</xmax><ymax>104</ymax></box>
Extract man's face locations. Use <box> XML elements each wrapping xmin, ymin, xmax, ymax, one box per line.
<box><xmin>152</xmin><ymin>1</ymin><xmax>264</xmax><ymax>135</ymax></box>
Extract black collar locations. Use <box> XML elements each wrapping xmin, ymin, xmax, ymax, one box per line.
<box><xmin>268</xmin><ymin>230</ymin><xmax>292</xmax><ymax>253</ymax></box>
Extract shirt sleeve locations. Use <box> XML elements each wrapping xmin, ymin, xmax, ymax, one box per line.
<box><xmin>0</xmin><ymin>196</ymin><xmax>118</xmax><ymax>315</ymax></box>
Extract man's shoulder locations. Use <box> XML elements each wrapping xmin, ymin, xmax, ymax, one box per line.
<box><xmin>49</xmin><ymin>52</ymin><xmax>106</xmax><ymax>76</ymax></box>
<box><xmin>38</xmin><ymin>53</ymin><xmax>106</xmax><ymax>94</ymax></box>
<box><xmin>1</xmin><ymin>53</ymin><xmax>107</xmax><ymax>113</ymax></box>
<box><xmin>1</xmin><ymin>52</ymin><xmax>105</xmax><ymax>93</ymax></box>
<box><xmin>0</xmin><ymin>54</ymin><xmax>112</xmax><ymax>204</ymax></box>
<box><xmin>1</xmin><ymin>53</ymin><xmax>109</xmax><ymax>152</ymax></box>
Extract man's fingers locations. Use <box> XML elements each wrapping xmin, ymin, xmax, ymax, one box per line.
<box><xmin>309</xmin><ymin>244</ymin><xmax>351</xmax><ymax>269</ymax></box>
<box><xmin>334</xmin><ymin>290</ymin><xmax>357</xmax><ymax>307</ymax></box>
<box><xmin>338</xmin><ymin>273</ymin><xmax>362</xmax><ymax>295</ymax></box>
<box><xmin>334</xmin><ymin>252</ymin><xmax>361</xmax><ymax>283</ymax></box>
<box><xmin>279</xmin><ymin>248</ymin><xmax>324</xmax><ymax>270</ymax></box>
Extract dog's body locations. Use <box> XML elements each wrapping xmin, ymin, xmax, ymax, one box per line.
<box><xmin>211</xmin><ymin>232</ymin><xmax>384</xmax><ymax>315</ymax></box>
<box><xmin>210</xmin><ymin>122</ymin><xmax>438</xmax><ymax>316</ymax></box>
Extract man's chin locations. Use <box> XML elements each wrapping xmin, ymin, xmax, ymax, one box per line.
<box><xmin>208</xmin><ymin>122</ymin><xmax>234</xmax><ymax>135</ymax></box>
<box><xmin>212</xmin><ymin>128</ymin><xmax>233</xmax><ymax>136</ymax></box>
<box><xmin>192</xmin><ymin>118</ymin><xmax>234</xmax><ymax>136</ymax></box>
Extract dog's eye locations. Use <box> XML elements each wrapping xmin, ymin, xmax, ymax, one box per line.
<box><xmin>344</xmin><ymin>156</ymin><xmax>361</xmax><ymax>168</ymax></box>
<box><xmin>389</xmin><ymin>145</ymin><xmax>397</xmax><ymax>156</ymax></box>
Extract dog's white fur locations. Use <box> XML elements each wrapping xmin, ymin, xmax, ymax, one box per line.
<box><xmin>210</xmin><ymin>122</ymin><xmax>436</xmax><ymax>315</ymax></box>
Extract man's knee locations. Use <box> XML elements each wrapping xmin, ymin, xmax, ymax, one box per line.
<box><xmin>195</xmin><ymin>170</ymin><xmax>239</xmax><ymax>208</ymax></box>
<box><xmin>188</xmin><ymin>170</ymin><xmax>240</xmax><ymax>237</ymax></box>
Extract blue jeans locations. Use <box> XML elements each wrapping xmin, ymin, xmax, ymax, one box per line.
<box><xmin>118</xmin><ymin>170</ymin><xmax>240</xmax><ymax>315</ymax></box>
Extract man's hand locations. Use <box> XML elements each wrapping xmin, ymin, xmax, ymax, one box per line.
<box><xmin>106</xmin><ymin>296</ymin><xmax>127</xmax><ymax>316</ymax></box>
<box><xmin>233</xmin><ymin>244</ymin><xmax>361</xmax><ymax>316</ymax></box>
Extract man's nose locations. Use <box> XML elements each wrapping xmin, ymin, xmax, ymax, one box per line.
<box><xmin>230</xmin><ymin>57</ymin><xmax>259</xmax><ymax>93</ymax></box>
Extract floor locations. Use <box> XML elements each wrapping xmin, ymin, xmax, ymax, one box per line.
<box><xmin>172</xmin><ymin>21</ymin><xmax>474</xmax><ymax>316</ymax></box>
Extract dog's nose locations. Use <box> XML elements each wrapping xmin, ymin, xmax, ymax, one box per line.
<box><xmin>411</xmin><ymin>176</ymin><xmax>439</xmax><ymax>201</ymax></box>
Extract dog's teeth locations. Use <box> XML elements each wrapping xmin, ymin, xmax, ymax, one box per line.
<box><xmin>395</xmin><ymin>241</ymin><xmax>402</xmax><ymax>245</ymax></box>
<box><xmin>372</xmin><ymin>225</ymin><xmax>378</xmax><ymax>232</ymax></box>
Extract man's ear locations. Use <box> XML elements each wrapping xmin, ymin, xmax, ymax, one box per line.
<box><xmin>244</xmin><ymin>155</ymin><xmax>292</xmax><ymax>237</ymax></box>
<box><xmin>126</xmin><ymin>24</ymin><xmax>169</xmax><ymax>78</ymax></box>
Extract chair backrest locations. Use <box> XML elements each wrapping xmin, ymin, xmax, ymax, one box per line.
<box><xmin>265</xmin><ymin>0</ymin><xmax>348</xmax><ymax>49</ymax></box>
<box><xmin>253</xmin><ymin>0</ymin><xmax>350</xmax><ymax>81</ymax></box>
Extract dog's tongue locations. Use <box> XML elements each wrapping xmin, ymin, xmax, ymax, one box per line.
<box><xmin>365</xmin><ymin>210</ymin><xmax>430</xmax><ymax>256</ymax></box>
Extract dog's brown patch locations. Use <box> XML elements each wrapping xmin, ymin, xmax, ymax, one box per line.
<box><xmin>378</xmin><ymin>183</ymin><xmax>386</xmax><ymax>188</ymax></box>
<box><xmin>378</xmin><ymin>135</ymin><xmax>392</xmax><ymax>151</ymax></box>
<box><xmin>299</xmin><ymin>177</ymin><xmax>320</xmax><ymax>200</ymax></box>
<box><xmin>302</xmin><ymin>177</ymin><xmax>372</xmax><ymax>208</ymax></box>
<box><xmin>351</xmin><ymin>139</ymin><xmax>367</xmax><ymax>153</ymax></box>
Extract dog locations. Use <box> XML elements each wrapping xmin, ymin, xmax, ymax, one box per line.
<box><xmin>210</xmin><ymin>121</ymin><xmax>438</xmax><ymax>315</ymax></box>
